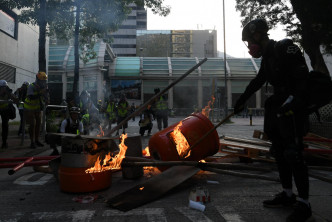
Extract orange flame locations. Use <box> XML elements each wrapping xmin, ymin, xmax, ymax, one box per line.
<box><xmin>202</xmin><ymin>96</ymin><xmax>215</xmax><ymax>117</ymax></box>
<box><xmin>97</xmin><ymin>125</ymin><xmax>104</xmax><ymax>137</ymax></box>
<box><xmin>85</xmin><ymin>134</ymin><xmax>128</xmax><ymax>173</ymax></box>
<box><xmin>170</xmin><ymin>121</ymin><xmax>191</xmax><ymax>158</ymax></box>
<box><xmin>142</xmin><ymin>146</ymin><xmax>150</xmax><ymax>157</ymax></box>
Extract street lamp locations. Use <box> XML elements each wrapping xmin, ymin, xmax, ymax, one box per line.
<box><xmin>222</xmin><ymin>0</ymin><xmax>228</xmax><ymax>117</ymax></box>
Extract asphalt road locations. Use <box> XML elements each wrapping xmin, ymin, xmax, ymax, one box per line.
<box><xmin>0</xmin><ymin>116</ymin><xmax>331</xmax><ymax>222</ymax></box>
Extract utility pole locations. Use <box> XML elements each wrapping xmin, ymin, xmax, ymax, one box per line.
<box><xmin>223</xmin><ymin>0</ymin><xmax>228</xmax><ymax>117</ymax></box>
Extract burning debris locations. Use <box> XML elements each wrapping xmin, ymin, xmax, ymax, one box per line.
<box><xmin>85</xmin><ymin>134</ymin><xmax>128</xmax><ymax>173</ymax></box>
<box><xmin>170</xmin><ymin>121</ymin><xmax>191</xmax><ymax>158</ymax></box>
<box><xmin>201</xmin><ymin>96</ymin><xmax>215</xmax><ymax>118</ymax></box>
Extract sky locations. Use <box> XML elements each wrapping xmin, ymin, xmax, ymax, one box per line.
<box><xmin>147</xmin><ymin>0</ymin><xmax>286</xmax><ymax>58</ymax></box>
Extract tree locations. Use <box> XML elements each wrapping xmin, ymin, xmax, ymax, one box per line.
<box><xmin>235</xmin><ymin>0</ymin><xmax>332</xmax><ymax>75</ymax></box>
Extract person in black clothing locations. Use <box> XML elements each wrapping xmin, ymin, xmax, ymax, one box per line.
<box><xmin>234</xmin><ymin>19</ymin><xmax>312</xmax><ymax>222</ymax></box>
<box><xmin>152</xmin><ymin>88</ymin><xmax>168</xmax><ymax>131</ymax></box>
<box><xmin>139</xmin><ymin>105</ymin><xmax>153</xmax><ymax>136</ymax></box>
<box><xmin>14</xmin><ymin>81</ymin><xmax>29</xmax><ymax>136</ymax></box>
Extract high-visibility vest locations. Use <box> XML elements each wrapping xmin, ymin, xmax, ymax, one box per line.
<box><xmin>0</xmin><ymin>94</ymin><xmax>9</xmax><ymax>110</ymax></box>
<box><xmin>156</xmin><ymin>96</ymin><xmax>167</xmax><ymax>111</ymax></box>
<box><xmin>117</xmin><ymin>102</ymin><xmax>128</xmax><ymax>117</ymax></box>
<box><xmin>106</xmin><ymin>102</ymin><xmax>116</xmax><ymax>120</ymax></box>
<box><xmin>24</xmin><ymin>83</ymin><xmax>41</xmax><ymax>111</ymax></box>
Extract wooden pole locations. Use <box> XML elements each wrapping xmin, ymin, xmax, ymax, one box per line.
<box><xmin>105</xmin><ymin>58</ymin><xmax>208</xmax><ymax>136</ymax></box>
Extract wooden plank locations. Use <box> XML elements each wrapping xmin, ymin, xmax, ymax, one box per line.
<box><xmin>48</xmin><ymin>132</ymin><xmax>119</xmax><ymax>140</ymax></box>
<box><xmin>107</xmin><ymin>166</ymin><xmax>200</xmax><ymax>211</ymax></box>
<box><xmin>223</xmin><ymin>136</ymin><xmax>271</xmax><ymax>147</ymax></box>
<box><xmin>220</xmin><ymin>139</ymin><xmax>270</xmax><ymax>152</ymax></box>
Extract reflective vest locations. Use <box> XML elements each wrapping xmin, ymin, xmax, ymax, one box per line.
<box><xmin>82</xmin><ymin>114</ymin><xmax>90</xmax><ymax>126</ymax></box>
<box><xmin>24</xmin><ymin>83</ymin><xmax>41</xmax><ymax>111</ymax></box>
<box><xmin>0</xmin><ymin>94</ymin><xmax>9</xmax><ymax>110</ymax></box>
<box><xmin>106</xmin><ymin>102</ymin><xmax>116</xmax><ymax>120</ymax></box>
<box><xmin>117</xmin><ymin>101</ymin><xmax>128</xmax><ymax>117</ymax></box>
<box><xmin>156</xmin><ymin>96</ymin><xmax>167</xmax><ymax>111</ymax></box>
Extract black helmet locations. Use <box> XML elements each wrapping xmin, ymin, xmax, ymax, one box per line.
<box><xmin>70</xmin><ymin>107</ymin><xmax>80</xmax><ymax>114</ymax></box>
<box><xmin>242</xmin><ymin>19</ymin><xmax>269</xmax><ymax>41</ymax></box>
<box><xmin>154</xmin><ymin>88</ymin><xmax>160</xmax><ymax>94</ymax></box>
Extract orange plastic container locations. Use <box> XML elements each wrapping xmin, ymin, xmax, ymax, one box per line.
<box><xmin>58</xmin><ymin>166</ymin><xmax>112</xmax><ymax>193</ymax></box>
<box><xmin>148</xmin><ymin>113</ymin><xmax>220</xmax><ymax>163</ymax></box>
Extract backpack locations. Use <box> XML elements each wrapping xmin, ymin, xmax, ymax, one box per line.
<box><xmin>274</xmin><ymin>39</ymin><xmax>332</xmax><ymax>117</ymax></box>
<box><xmin>305</xmin><ymin>71</ymin><xmax>332</xmax><ymax>116</ymax></box>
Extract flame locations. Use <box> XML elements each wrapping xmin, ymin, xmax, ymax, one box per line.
<box><xmin>200</xmin><ymin>160</ymin><xmax>206</xmax><ymax>163</ymax></box>
<box><xmin>97</xmin><ymin>125</ymin><xmax>104</xmax><ymax>137</ymax></box>
<box><xmin>142</xmin><ymin>146</ymin><xmax>150</xmax><ymax>157</ymax></box>
<box><xmin>85</xmin><ymin>134</ymin><xmax>128</xmax><ymax>173</ymax></box>
<box><xmin>201</xmin><ymin>96</ymin><xmax>215</xmax><ymax>117</ymax></box>
<box><xmin>170</xmin><ymin>121</ymin><xmax>191</xmax><ymax>158</ymax></box>
<box><xmin>139</xmin><ymin>187</ymin><xmax>144</xmax><ymax>191</ymax></box>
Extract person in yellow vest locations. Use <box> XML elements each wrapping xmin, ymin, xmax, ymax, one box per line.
<box><xmin>153</xmin><ymin>88</ymin><xmax>168</xmax><ymax>131</ymax></box>
<box><xmin>0</xmin><ymin>80</ymin><xmax>18</xmax><ymax>149</ymax></box>
<box><xmin>14</xmin><ymin>81</ymin><xmax>29</xmax><ymax>136</ymax></box>
<box><xmin>24</xmin><ymin>72</ymin><xmax>49</xmax><ymax>149</ymax></box>
<box><xmin>116</xmin><ymin>94</ymin><xmax>129</xmax><ymax>135</ymax></box>
<box><xmin>104</xmin><ymin>95</ymin><xmax>117</xmax><ymax>130</ymax></box>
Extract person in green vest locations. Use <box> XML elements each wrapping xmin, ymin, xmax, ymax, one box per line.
<box><xmin>153</xmin><ymin>88</ymin><xmax>168</xmax><ymax>131</ymax></box>
<box><xmin>116</xmin><ymin>94</ymin><xmax>129</xmax><ymax>135</ymax></box>
<box><xmin>104</xmin><ymin>95</ymin><xmax>117</xmax><ymax>130</ymax></box>
<box><xmin>0</xmin><ymin>80</ymin><xmax>18</xmax><ymax>149</ymax></box>
<box><xmin>24</xmin><ymin>72</ymin><xmax>49</xmax><ymax>149</ymax></box>
<box><xmin>14</xmin><ymin>81</ymin><xmax>29</xmax><ymax>136</ymax></box>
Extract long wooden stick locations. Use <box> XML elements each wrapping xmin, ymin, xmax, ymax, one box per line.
<box><xmin>184</xmin><ymin>112</ymin><xmax>234</xmax><ymax>156</ymax></box>
<box><xmin>105</xmin><ymin>58</ymin><xmax>208</xmax><ymax>136</ymax></box>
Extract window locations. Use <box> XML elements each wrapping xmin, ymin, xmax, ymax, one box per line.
<box><xmin>0</xmin><ymin>63</ymin><xmax>15</xmax><ymax>83</ymax></box>
<box><xmin>0</xmin><ymin>8</ymin><xmax>18</xmax><ymax>39</ymax></box>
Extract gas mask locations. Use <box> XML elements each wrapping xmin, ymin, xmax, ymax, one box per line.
<box><xmin>248</xmin><ymin>44</ymin><xmax>262</xmax><ymax>58</ymax></box>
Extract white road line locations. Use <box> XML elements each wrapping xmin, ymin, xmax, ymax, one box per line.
<box><xmin>14</xmin><ymin>172</ymin><xmax>53</xmax><ymax>185</ymax></box>
<box><xmin>215</xmin><ymin>205</ymin><xmax>244</xmax><ymax>222</ymax></box>
<box><xmin>175</xmin><ymin>206</ymin><xmax>213</xmax><ymax>222</ymax></box>
<box><xmin>103</xmin><ymin>208</ymin><xmax>167</xmax><ymax>222</ymax></box>
<box><xmin>31</xmin><ymin>210</ymin><xmax>95</xmax><ymax>222</ymax></box>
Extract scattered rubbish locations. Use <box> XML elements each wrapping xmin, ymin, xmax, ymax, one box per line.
<box><xmin>207</xmin><ymin>180</ymin><xmax>220</xmax><ymax>184</ymax></box>
<box><xmin>72</xmin><ymin>194</ymin><xmax>98</xmax><ymax>204</ymax></box>
<box><xmin>189</xmin><ymin>186</ymin><xmax>210</xmax><ymax>203</ymax></box>
<box><xmin>188</xmin><ymin>200</ymin><xmax>205</xmax><ymax>212</ymax></box>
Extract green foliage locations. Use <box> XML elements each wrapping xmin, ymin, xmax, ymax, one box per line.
<box><xmin>235</xmin><ymin>0</ymin><xmax>332</xmax><ymax>54</ymax></box>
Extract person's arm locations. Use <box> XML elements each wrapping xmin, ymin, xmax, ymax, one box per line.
<box><xmin>78</xmin><ymin>122</ymin><xmax>84</xmax><ymax>134</ymax></box>
<box><xmin>59</xmin><ymin>119</ymin><xmax>67</xmax><ymax>133</ymax></box>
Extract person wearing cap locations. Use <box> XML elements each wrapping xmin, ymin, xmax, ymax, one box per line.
<box><xmin>24</xmin><ymin>72</ymin><xmax>49</xmax><ymax>149</ymax></box>
<box><xmin>233</xmin><ymin>19</ymin><xmax>311</xmax><ymax>221</ymax></box>
<box><xmin>116</xmin><ymin>94</ymin><xmax>129</xmax><ymax>135</ymax></box>
<box><xmin>14</xmin><ymin>81</ymin><xmax>29</xmax><ymax>136</ymax></box>
<box><xmin>0</xmin><ymin>80</ymin><xmax>18</xmax><ymax>149</ymax></box>
<box><xmin>152</xmin><ymin>88</ymin><xmax>168</xmax><ymax>131</ymax></box>
<box><xmin>104</xmin><ymin>95</ymin><xmax>117</xmax><ymax>130</ymax></box>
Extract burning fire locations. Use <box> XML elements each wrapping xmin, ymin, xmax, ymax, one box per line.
<box><xmin>85</xmin><ymin>134</ymin><xmax>128</xmax><ymax>173</ymax></box>
<box><xmin>201</xmin><ymin>96</ymin><xmax>215</xmax><ymax>117</ymax></box>
<box><xmin>142</xmin><ymin>146</ymin><xmax>150</xmax><ymax>157</ymax></box>
<box><xmin>170</xmin><ymin>121</ymin><xmax>191</xmax><ymax>158</ymax></box>
<box><xmin>97</xmin><ymin>125</ymin><xmax>104</xmax><ymax>137</ymax></box>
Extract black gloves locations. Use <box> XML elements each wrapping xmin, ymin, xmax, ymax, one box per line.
<box><xmin>234</xmin><ymin>97</ymin><xmax>246</xmax><ymax>114</ymax></box>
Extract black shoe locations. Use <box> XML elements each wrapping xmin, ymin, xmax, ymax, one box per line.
<box><xmin>30</xmin><ymin>142</ymin><xmax>36</xmax><ymax>149</ymax></box>
<box><xmin>287</xmin><ymin>201</ymin><xmax>313</xmax><ymax>222</ymax></box>
<box><xmin>1</xmin><ymin>143</ymin><xmax>8</xmax><ymax>149</ymax></box>
<box><xmin>263</xmin><ymin>191</ymin><xmax>296</xmax><ymax>208</ymax></box>
<box><xmin>35</xmin><ymin>141</ymin><xmax>44</xmax><ymax>147</ymax></box>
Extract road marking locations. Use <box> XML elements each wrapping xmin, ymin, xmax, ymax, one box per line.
<box><xmin>175</xmin><ymin>206</ymin><xmax>213</xmax><ymax>222</ymax></box>
<box><xmin>32</xmin><ymin>210</ymin><xmax>95</xmax><ymax>222</ymax></box>
<box><xmin>215</xmin><ymin>205</ymin><xmax>244</xmax><ymax>222</ymax></box>
<box><xmin>103</xmin><ymin>208</ymin><xmax>167</xmax><ymax>222</ymax></box>
<box><xmin>14</xmin><ymin>172</ymin><xmax>53</xmax><ymax>185</ymax></box>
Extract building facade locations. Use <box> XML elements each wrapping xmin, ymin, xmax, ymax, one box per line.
<box><xmin>108</xmin><ymin>4</ymin><xmax>147</xmax><ymax>57</ymax></box>
<box><xmin>136</xmin><ymin>30</ymin><xmax>217</xmax><ymax>58</ymax></box>
<box><xmin>0</xmin><ymin>7</ymin><xmax>41</xmax><ymax>92</ymax></box>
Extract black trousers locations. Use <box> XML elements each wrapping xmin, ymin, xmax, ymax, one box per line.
<box><xmin>0</xmin><ymin>109</ymin><xmax>10</xmax><ymax>144</ymax></box>
<box><xmin>264</xmin><ymin>95</ymin><xmax>309</xmax><ymax>200</ymax></box>
<box><xmin>18</xmin><ymin>109</ymin><xmax>24</xmax><ymax>134</ymax></box>
<box><xmin>156</xmin><ymin>113</ymin><xmax>168</xmax><ymax>131</ymax></box>
<box><xmin>139</xmin><ymin>123</ymin><xmax>152</xmax><ymax>136</ymax></box>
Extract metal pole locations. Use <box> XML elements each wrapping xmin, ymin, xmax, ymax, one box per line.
<box><xmin>223</xmin><ymin>0</ymin><xmax>228</xmax><ymax>117</ymax></box>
